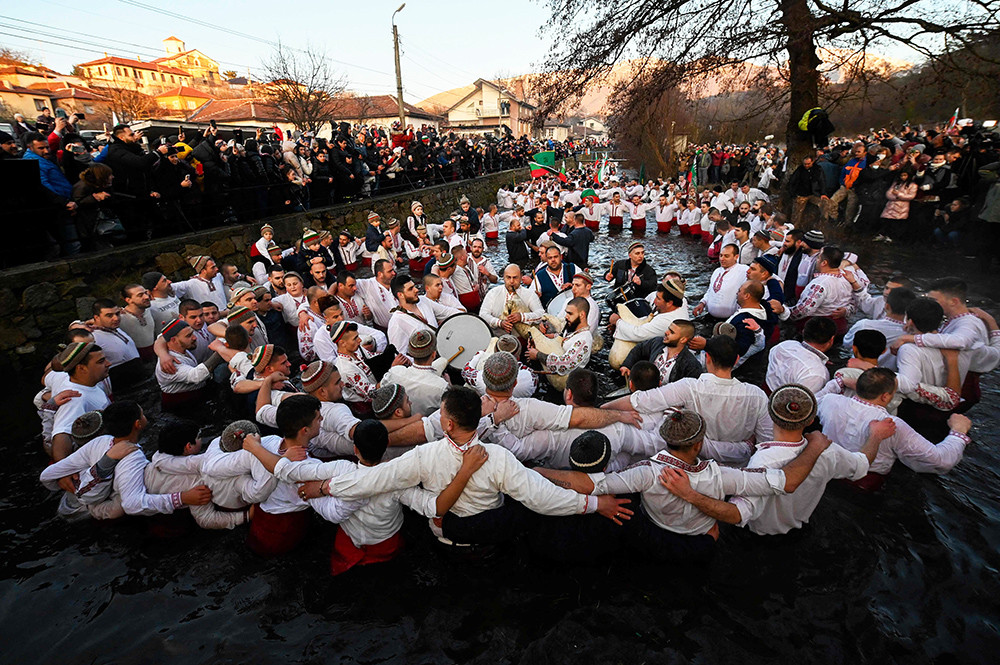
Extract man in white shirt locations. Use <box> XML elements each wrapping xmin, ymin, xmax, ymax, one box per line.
<box><xmin>604</xmin><ymin>335</ymin><xmax>772</xmax><ymax>466</ymax></box>
<box><xmin>89</xmin><ymin>298</ymin><xmax>142</xmax><ymax>392</ymax></box>
<box><xmin>332</xmin><ymin>271</ymin><xmax>374</xmax><ymax>326</ymax></box>
<box><xmin>555</xmin><ymin>273</ymin><xmax>601</xmax><ymax>334</ymax></box>
<box><xmin>661</xmin><ymin>385</ymin><xmax>895</xmax><ymax>535</ymax></box>
<box><xmin>766</xmin><ymin>317</ymin><xmax>837</xmax><ymax>393</ymax></box>
<box><xmin>387</xmin><ymin>274</ymin><xmax>441</xmax><ymax>357</ymax></box>
<box><xmin>692</xmin><ymin>245</ymin><xmax>749</xmax><ymax>319</ymax></box>
<box><xmin>782</xmin><ymin>245</ymin><xmax>854</xmax><ymax>336</ymax></box>
<box><xmin>48</xmin><ymin>342</ymin><xmax>112</xmax><ymax>465</ymax></box>
<box><xmin>817</xmin><ymin>367</ymin><xmax>973</xmax><ymax>490</ymax></box>
<box><xmin>611</xmin><ymin>277</ymin><xmax>689</xmax><ymax>343</ymax></box>
<box><xmin>356</xmin><ymin>259</ymin><xmax>398</xmax><ymax>329</ymax></box>
<box><xmin>381</xmin><ymin>330</ymin><xmax>450</xmax><ymax>416</ymax></box>
<box><xmin>526</xmin><ymin>298</ymin><xmax>593</xmax><ymax>377</ymax></box>
<box><xmin>314</xmin><ymin>387</ymin><xmax>633</xmax><ymax>545</ymax></box>
<box><xmin>843</xmin><ymin>286</ymin><xmax>915</xmax><ymax>370</ymax></box>
<box><xmin>480</xmin><ymin>264</ymin><xmax>546</xmax><ymax>335</ymax></box>
<box><xmin>144</xmin><ymin>271</ymin><xmax>188</xmax><ymax>332</ymax></box>
<box><xmin>174</xmin><ymin>255</ymin><xmax>227</xmax><ymax>312</ymax></box>
<box><xmin>118</xmin><ymin>284</ymin><xmax>156</xmax><ymax>357</ymax></box>
<box><xmin>154</xmin><ymin>319</ymin><xmax>223</xmax><ymax>412</ymax></box>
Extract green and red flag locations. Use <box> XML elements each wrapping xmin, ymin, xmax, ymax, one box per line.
<box><xmin>530</xmin><ymin>150</ymin><xmax>559</xmax><ymax>178</ymax></box>
<box><xmin>947</xmin><ymin>107</ymin><xmax>959</xmax><ymax>130</ymax></box>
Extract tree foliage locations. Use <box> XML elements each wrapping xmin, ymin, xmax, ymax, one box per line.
<box><xmin>260</xmin><ymin>43</ymin><xmax>347</xmax><ymax>134</ymax></box>
<box><xmin>533</xmin><ymin>0</ymin><xmax>999</xmax><ymax>162</ymax></box>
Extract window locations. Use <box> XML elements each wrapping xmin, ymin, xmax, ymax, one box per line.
<box><xmin>116</xmin><ymin>67</ymin><xmax>121</xmax><ymax>75</ymax></box>
<box><xmin>170</xmin><ymin>75</ymin><xmax>175</xmax><ymax>83</ymax></box>
<box><xmin>187</xmin><ymin>101</ymin><xmax>196</xmax><ymax>109</ymax></box>
<box><xmin>173</xmin><ymin>101</ymin><xmax>180</xmax><ymax>109</ymax></box>
<box><xmin>34</xmin><ymin>100</ymin><xmax>47</xmax><ymax>111</ymax></box>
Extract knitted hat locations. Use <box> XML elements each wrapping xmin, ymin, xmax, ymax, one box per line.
<box><xmin>387</xmin><ymin>218</ymin><xmax>400</xmax><ymax>230</ymax></box>
<box><xmin>804</xmin><ymin>229</ymin><xmax>825</xmax><ymax>249</ymax></box>
<box><xmin>55</xmin><ymin>342</ymin><xmax>96</xmax><ymax>373</ymax></box>
<box><xmin>416</xmin><ymin>224</ymin><xmax>427</xmax><ymax>232</ymax></box>
<box><xmin>768</xmin><ymin>384</ymin><xmax>818</xmax><ymax>430</ymax></box>
<box><xmin>141</xmin><ymin>271</ymin><xmax>164</xmax><ymax>291</ymax></box>
<box><xmin>252</xmin><ymin>285</ymin><xmax>268</xmax><ymax>299</ymax></box>
<box><xmin>661</xmin><ymin>275</ymin><xmax>686</xmax><ymax>301</ymax></box>
<box><xmin>160</xmin><ymin>318</ymin><xmax>189</xmax><ymax>341</ymax></box>
<box><xmin>250</xmin><ymin>344</ymin><xmax>275</xmax><ymax>373</ymax></box>
<box><xmin>753</xmin><ymin>254</ymin><xmax>779</xmax><ymax>276</ymax></box>
<box><xmin>283</xmin><ymin>270</ymin><xmax>303</xmax><ymax>284</ymax></box>
<box><xmin>713</xmin><ymin>322</ymin><xmax>737</xmax><ymax>339</ymax></box>
<box><xmin>0</xmin><ymin>130</ymin><xmax>14</xmax><ymax>144</ymax></box>
<box><xmin>568</xmin><ymin>431</ymin><xmax>612</xmax><ymax>472</ymax></box>
<box><xmin>260</xmin><ymin>223</ymin><xmax>274</xmax><ymax>234</ymax></box>
<box><xmin>449</xmin><ymin>211</ymin><xmax>463</xmax><ymax>222</ymax></box>
<box><xmin>188</xmin><ymin>255</ymin><xmax>211</xmax><ymax>273</ymax></box>
<box><xmin>411</xmin><ymin>200</ymin><xmax>423</xmax><ymax>211</ymax></box>
<box><xmin>573</xmin><ymin>271</ymin><xmax>593</xmax><ymax>285</ymax></box>
<box><xmin>318</xmin><ymin>229</ymin><xmax>332</xmax><ymax>240</ymax></box>
<box><xmin>267</xmin><ymin>242</ymin><xmax>283</xmax><ymax>255</ymax></box>
<box><xmin>372</xmin><ymin>383</ymin><xmax>406</xmax><ymax>418</ymax></box>
<box><xmin>302</xmin><ymin>229</ymin><xmax>320</xmax><ymax>244</ymax></box>
<box><xmin>227</xmin><ymin>286</ymin><xmax>253</xmax><ymax>308</ymax></box>
<box><xmin>301</xmin><ymin>360</ymin><xmax>335</xmax><ymax>392</ymax></box>
<box><xmin>659</xmin><ymin>409</ymin><xmax>706</xmax><ymax>448</ymax></box>
<box><xmin>482</xmin><ymin>351</ymin><xmax>519</xmax><ymax>392</ymax></box>
<box><xmin>367</xmin><ymin>211</ymin><xmax>381</xmax><ymax>224</ymax></box>
<box><xmin>459</xmin><ymin>195</ymin><xmax>470</xmax><ymax>205</ymax></box>
<box><xmin>437</xmin><ymin>253</ymin><xmax>455</xmax><ymax>269</ymax></box>
<box><xmin>220</xmin><ymin>419</ymin><xmax>259</xmax><ymax>453</ymax></box>
<box><xmin>408</xmin><ymin>330</ymin><xmax>436</xmax><ymax>359</ymax></box>
<box><xmin>71</xmin><ymin>411</ymin><xmax>103</xmax><ymax>441</ymax></box>
<box><xmin>628</xmin><ymin>241</ymin><xmax>644</xmax><ymax>253</ymax></box>
<box><xmin>227</xmin><ymin>306</ymin><xmax>255</xmax><ymax>326</ymax></box>
<box><xmin>753</xmin><ymin>230</ymin><xmax>771</xmax><ymax>243</ymax></box>
<box><xmin>329</xmin><ymin>320</ymin><xmax>356</xmax><ymax>344</ymax></box>
<box><xmin>496</xmin><ymin>334</ymin><xmax>521</xmax><ymax>357</ymax></box>
<box><xmin>769</xmin><ymin>228</ymin><xmax>786</xmax><ymax>242</ymax></box>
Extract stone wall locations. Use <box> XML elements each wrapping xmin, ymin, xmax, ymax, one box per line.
<box><xmin>0</xmin><ymin>168</ymin><xmax>525</xmax><ymax>377</ymax></box>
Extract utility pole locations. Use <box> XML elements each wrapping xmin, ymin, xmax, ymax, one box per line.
<box><xmin>392</xmin><ymin>3</ymin><xmax>406</xmax><ymax>128</ymax></box>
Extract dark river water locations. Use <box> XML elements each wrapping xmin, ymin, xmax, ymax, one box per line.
<box><xmin>3</xmin><ymin>212</ymin><xmax>999</xmax><ymax>664</ymax></box>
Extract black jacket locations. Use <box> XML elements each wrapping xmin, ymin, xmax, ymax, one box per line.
<box><xmin>608</xmin><ymin>259</ymin><xmax>657</xmax><ymax>298</ymax></box>
<box><xmin>622</xmin><ymin>343</ymin><xmax>703</xmax><ymax>383</ymax></box>
<box><xmin>788</xmin><ymin>163</ymin><xmax>826</xmax><ymax>198</ymax></box>
<box><xmin>106</xmin><ymin>139</ymin><xmax>159</xmax><ymax>196</ymax></box>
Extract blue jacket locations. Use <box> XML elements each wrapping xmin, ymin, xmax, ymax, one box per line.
<box><xmin>23</xmin><ymin>149</ymin><xmax>72</xmax><ymax>200</ymax></box>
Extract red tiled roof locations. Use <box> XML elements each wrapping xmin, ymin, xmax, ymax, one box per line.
<box><xmin>49</xmin><ymin>87</ymin><xmax>110</xmax><ymax>101</ymax></box>
<box><xmin>329</xmin><ymin>94</ymin><xmax>441</xmax><ymax>121</ymax></box>
<box><xmin>0</xmin><ymin>81</ymin><xmax>53</xmax><ymax>96</ymax></box>
<box><xmin>154</xmin><ymin>86</ymin><xmax>216</xmax><ymax>100</ymax></box>
<box><xmin>185</xmin><ymin>98</ymin><xmax>284</xmax><ymax>123</ymax></box>
<box><xmin>0</xmin><ymin>64</ymin><xmax>61</xmax><ymax>79</ymax></box>
<box><xmin>76</xmin><ymin>56</ymin><xmax>190</xmax><ymax>77</ymax></box>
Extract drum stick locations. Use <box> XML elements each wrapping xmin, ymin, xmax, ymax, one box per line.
<box><xmin>446</xmin><ymin>346</ymin><xmax>465</xmax><ymax>365</ymax></box>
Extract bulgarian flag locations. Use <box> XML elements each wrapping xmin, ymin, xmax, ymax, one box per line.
<box><xmin>530</xmin><ymin>150</ymin><xmax>559</xmax><ymax>178</ymax></box>
<box><xmin>597</xmin><ymin>159</ymin><xmax>609</xmax><ymax>183</ymax></box>
<box><xmin>947</xmin><ymin>108</ymin><xmax>959</xmax><ymax>130</ymax></box>
<box><xmin>581</xmin><ymin>187</ymin><xmax>597</xmax><ymax>204</ymax></box>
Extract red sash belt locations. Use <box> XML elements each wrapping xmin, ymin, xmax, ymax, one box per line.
<box><xmin>330</xmin><ymin>527</ymin><xmax>403</xmax><ymax>576</ymax></box>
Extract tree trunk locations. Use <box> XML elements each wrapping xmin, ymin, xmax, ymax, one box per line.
<box><xmin>779</xmin><ymin>0</ymin><xmax>822</xmax><ymax>219</ymax></box>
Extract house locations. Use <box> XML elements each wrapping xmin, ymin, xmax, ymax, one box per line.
<box><xmin>328</xmin><ymin>95</ymin><xmax>440</xmax><ymax>130</ymax></box>
<box><xmin>76</xmin><ymin>55</ymin><xmax>194</xmax><ymax>95</ymax></box>
<box><xmin>0</xmin><ymin>64</ymin><xmax>80</xmax><ymax>88</ymax></box>
<box><xmin>421</xmin><ymin>78</ymin><xmax>537</xmax><ymax>138</ymax></box>
<box><xmin>27</xmin><ymin>83</ymin><xmax>113</xmax><ymax>122</ymax></box>
<box><xmin>542</xmin><ymin>120</ymin><xmax>571</xmax><ymax>142</ymax></box>
<box><xmin>0</xmin><ymin>80</ymin><xmax>54</xmax><ymax>118</ymax></box>
<box><xmin>153</xmin><ymin>37</ymin><xmax>223</xmax><ymax>88</ymax></box>
<box><xmin>155</xmin><ymin>86</ymin><xmax>216</xmax><ymax>115</ymax></box>
<box><xmin>571</xmin><ymin>116</ymin><xmax>608</xmax><ymax>140</ymax></box>
<box><xmin>184</xmin><ymin>98</ymin><xmax>295</xmax><ymax>138</ymax></box>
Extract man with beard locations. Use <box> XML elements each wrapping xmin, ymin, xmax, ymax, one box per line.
<box><xmin>620</xmin><ymin>320</ymin><xmax>702</xmax><ymax>386</ymax></box>
<box><xmin>526</xmin><ymin>298</ymin><xmax>593</xmax><ymax>377</ymax></box>
<box><xmin>118</xmin><ymin>284</ymin><xmax>156</xmax><ymax>358</ymax></box>
<box><xmin>533</xmin><ymin>245</ymin><xmax>577</xmax><ymax>308</ymax></box>
<box><xmin>387</xmin><ymin>274</ymin><xmax>443</xmax><ymax>359</ymax></box>
<box><xmin>468</xmin><ymin>238</ymin><xmax>499</xmax><ymax>299</ymax></box>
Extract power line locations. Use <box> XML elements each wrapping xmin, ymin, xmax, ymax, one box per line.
<box><xmin>397</xmin><ymin>36</ymin><xmax>480</xmax><ymax>80</ymax></box>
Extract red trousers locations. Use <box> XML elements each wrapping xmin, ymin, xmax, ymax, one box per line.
<box><xmin>246</xmin><ymin>506</ymin><xmax>309</xmax><ymax>557</ymax></box>
<box><xmin>330</xmin><ymin>527</ymin><xmax>403</xmax><ymax>575</ymax></box>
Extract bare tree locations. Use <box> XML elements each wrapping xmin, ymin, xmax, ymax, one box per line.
<box><xmin>260</xmin><ymin>42</ymin><xmax>347</xmax><ymax>135</ymax></box>
<box><xmin>88</xmin><ymin>79</ymin><xmax>156</xmax><ymax>122</ymax></box>
<box><xmin>534</xmin><ymin>0</ymin><xmax>1000</xmax><ymax>175</ymax></box>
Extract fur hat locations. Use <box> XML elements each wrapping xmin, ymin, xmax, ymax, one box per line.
<box><xmin>301</xmin><ymin>360</ymin><xmax>335</xmax><ymax>393</ymax></box>
<box><xmin>481</xmin><ymin>351</ymin><xmax>519</xmax><ymax>392</ymax></box>
<box><xmin>220</xmin><ymin>419</ymin><xmax>259</xmax><ymax>453</ymax></box>
<box><xmin>408</xmin><ymin>330</ymin><xmax>436</xmax><ymax>359</ymax></box>
<box><xmin>71</xmin><ymin>411</ymin><xmax>103</xmax><ymax>441</ymax></box>
<box><xmin>659</xmin><ymin>409</ymin><xmax>706</xmax><ymax>448</ymax></box>
<box><xmin>372</xmin><ymin>383</ymin><xmax>406</xmax><ymax>419</ymax></box>
<box><xmin>768</xmin><ymin>384</ymin><xmax>817</xmax><ymax>430</ymax></box>
<box><xmin>568</xmin><ymin>431</ymin><xmax>612</xmax><ymax>472</ymax></box>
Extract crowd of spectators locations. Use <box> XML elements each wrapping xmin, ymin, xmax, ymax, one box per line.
<box><xmin>675</xmin><ymin>121</ymin><xmax>1000</xmax><ymax>267</ymax></box>
<box><xmin>0</xmin><ymin>115</ymin><xmax>590</xmax><ymax>266</ymax></box>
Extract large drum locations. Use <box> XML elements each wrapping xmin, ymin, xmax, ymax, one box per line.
<box><xmin>437</xmin><ymin>313</ymin><xmax>493</xmax><ymax>369</ymax></box>
<box><xmin>546</xmin><ymin>289</ymin><xmax>574</xmax><ymax>317</ymax></box>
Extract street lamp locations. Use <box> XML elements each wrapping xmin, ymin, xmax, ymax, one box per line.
<box><xmin>392</xmin><ymin>3</ymin><xmax>406</xmax><ymax>128</ymax></box>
